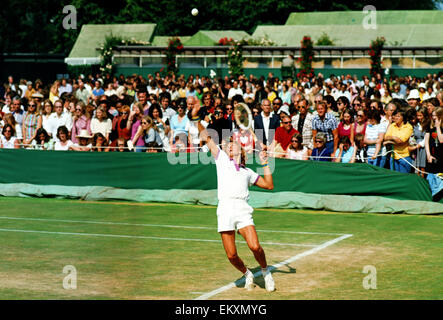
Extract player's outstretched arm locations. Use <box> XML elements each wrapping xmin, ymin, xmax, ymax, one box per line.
<box><xmin>254</xmin><ymin>150</ymin><xmax>274</xmax><ymax>190</ymax></box>
<box><xmin>191</xmin><ymin>100</ymin><xmax>219</xmax><ymax>158</ymax></box>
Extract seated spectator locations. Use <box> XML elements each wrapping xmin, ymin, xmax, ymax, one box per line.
<box><xmin>0</xmin><ymin>124</ymin><xmax>20</xmax><ymax>149</ymax></box>
<box><xmin>48</xmin><ymin>99</ymin><xmax>73</xmax><ymax>140</ymax></box>
<box><xmin>54</xmin><ymin>125</ymin><xmax>73</xmax><ymax>151</ymax></box>
<box><xmin>384</xmin><ymin>109</ymin><xmax>414</xmax><ymax>173</ymax></box>
<box><xmin>69</xmin><ymin>129</ymin><xmax>92</xmax><ymax>152</ymax></box>
<box><xmin>270</xmin><ymin>114</ymin><xmax>298</xmax><ymax>158</ymax></box>
<box><xmin>334</xmin><ymin>136</ymin><xmax>356</xmax><ymax>163</ymax></box>
<box><xmin>312</xmin><ymin>101</ymin><xmax>339</xmax><ymax>156</ymax></box>
<box><xmin>146</xmin><ymin>141</ymin><xmax>160</xmax><ymax>153</ymax></box>
<box><xmin>111</xmin><ymin>105</ymin><xmax>131</xmax><ymax>143</ymax></box>
<box><xmin>2</xmin><ymin>113</ymin><xmax>22</xmax><ymax>143</ymax></box>
<box><xmin>92</xmin><ymin>132</ymin><xmax>110</xmax><ymax>152</ymax></box>
<box><xmin>171</xmin><ymin>133</ymin><xmax>194</xmax><ymax>153</ymax></box>
<box><xmin>115</xmin><ymin>137</ymin><xmax>129</xmax><ymax>152</ymax></box>
<box><xmin>132</xmin><ymin>116</ymin><xmax>163</xmax><ymax>152</ymax></box>
<box><xmin>90</xmin><ymin>105</ymin><xmax>112</xmax><ymax>142</ymax></box>
<box><xmin>41</xmin><ymin>99</ymin><xmax>54</xmax><ymax>135</ymax></box>
<box><xmin>286</xmin><ymin>133</ymin><xmax>309</xmax><ymax>160</ymax></box>
<box><xmin>31</xmin><ymin>128</ymin><xmax>53</xmax><ymax>150</ymax></box>
<box><xmin>310</xmin><ymin>132</ymin><xmax>333</xmax><ymax>161</ymax></box>
<box><xmin>232</xmin><ymin>127</ymin><xmax>255</xmax><ymax>154</ymax></box>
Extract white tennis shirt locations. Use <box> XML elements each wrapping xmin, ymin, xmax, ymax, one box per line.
<box><xmin>215</xmin><ymin>147</ymin><xmax>260</xmax><ymax>202</ymax></box>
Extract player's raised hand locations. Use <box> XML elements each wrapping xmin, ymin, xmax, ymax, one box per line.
<box><xmin>191</xmin><ymin>98</ymin><xmax>201</xmax><ymax>118</ymax></box>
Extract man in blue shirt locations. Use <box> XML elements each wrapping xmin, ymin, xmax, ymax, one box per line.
<box><xmin>312</xmin><ymin>101</ymin><xmax>338</xmax><ymax>157</ymax></box>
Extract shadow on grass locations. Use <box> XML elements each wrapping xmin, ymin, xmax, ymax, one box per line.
<box><xmin>233</xmin><ymin>264</ymin><xmax>296</xmax><ymax>289</ymax></box>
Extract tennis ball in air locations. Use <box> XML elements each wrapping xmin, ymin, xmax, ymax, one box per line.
<box><xmin>192</xmin><ymin>8</ymin><xmax>199</xmax><ymax>16</ymax></box>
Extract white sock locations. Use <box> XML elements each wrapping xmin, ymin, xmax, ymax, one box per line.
<box><xmin>244</xmin><ymin>269</ymin><xmax>253</xmax><ymax>277</ymax></box>
<box><xmin>262</xmin><ymin>267</ymin><xmax>269</xmax><ymax>276</ymax></box>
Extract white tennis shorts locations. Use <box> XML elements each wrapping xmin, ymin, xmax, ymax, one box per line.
<box><xmin>216</xmin><ymin>199</ymin><xmax>255</xmax><ymax>233</ymax></box>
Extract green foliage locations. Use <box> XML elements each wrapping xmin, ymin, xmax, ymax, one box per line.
<box><xmin>316</xmin><ymin>32</ymin><xmax>335</xmax><ymax>46</ymax></box>
<box><xmin>0</xmin><ymin>0</ymin><xmax>440</xmax><ymax>55</ymax></box>
<box><xmin>227</xmin><ymin>40</ymin><xmax>244</xmax><ymax>78</ymax></box>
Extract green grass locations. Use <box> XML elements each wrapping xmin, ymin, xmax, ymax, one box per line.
<box><xmin>0</xmin><ymin>197</ymin><xmax>441</xmax><ymax>300</ymax></box>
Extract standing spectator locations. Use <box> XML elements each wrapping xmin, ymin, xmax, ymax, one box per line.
<box><xmin>49</xmin><ymin>81</ymin><xmax>60</xmax><ymax>104</ymax></box>
<box><xmin>409</xmin><ymin>106</ymin><xmax>429</xmax><ymax>177</ymax></box>
<box><xmin>312</xmin><ymin>101</ymin><xmax>339</xmax><ymax>156</ymax></box>
<box><xmin>0</xmin><ymin>124</ymin><xmax>20</xmax><ymax>149</ymax></box>
<box><xmin>90</xmin><ymin>105</ymin><xmax>112</xmax><ymax>142</ymax></box>
<box><xmin>41</xmin><ymin>100</ymin><xmax>53</xmax><ymax>135</ymax></box>
<box><xmin>71</xmin><ymin>101</ymin><xmax>91</xmax><ymax>144</ymax></box>
<box><xmin>425</xmin><ymin>107</ymin><xmax>443</xmax><ymax>174</ymax></box>
<box><xmin>48</xmin><ymin>100</ymin><xmax>73</xmax><ymax>140</ymax></box>
<box><xmin>334</xmin><ymin>136</ymin><xmax>356</xmax><ymax>163</ymax></box>
<box><xmin>22</xmin><ymin>99</ymin><xmax>42</xmax><ymax>147</ymax></box>
<box><xmin>127</xmin><ymin>102</ymin><xmax>145</xmax><ymax>152</ymax></box>
<box><xmin>75</xmin><ymin>79</ymin><xmax>91</xmax><ymax>104</ymax></box>
<box><xmin>92</xmin><ymin>81</ymin><xmax>105</xmax><ymax>98</ymax></box>
<box><xmin>286</xmin><ymin>133</ymin><xmax>309</xmax><ymax>160</ymax></box>
<box><xmin>253</xmin><ymin>98</ymin><xmax>280</xmax><ymax>146</ymax></box>
<box><xmin>364</xmin><ymin>109</ymin><xmax>386</xmax><ymax>167</ymax></box>
<box><xmin>291</xmin><ymin>98</ymin><xmax>314</xmax><ymax>150</ymax></box>
<box><xmin>9</xmin><ymin>96</ymin><xmax>24</xmax><ymax>126</ymax></box>
<box><xmin>149</xmin><ymin>103</ymin><xmax>171</xmax><ymax>151</ymax></box>
<box><xmin>160</xmin><ymin>95</ymin><xmax>176</xmax><ymax>123</ymax></box>
<box><xmin>354</xmin><ymin>109</ymin><xmax>368</xmax><ymax>137</ymax></box>
<box><xmin>24</xmin><ymin>81</ymin><xmax>36</xmax><ymax>101</ymax></box>
<box><xmin>228</xmin><ymin>80</ymin><xmax>243</xmax><ymax>100</ymax></box>
<box><xmin>58</xmin><ymin>78</ymin><xmax>73</xmax><ymax>96</ymax></box>
<box><xmin>31</xmin><ymin>128</ymin><xmax>53</xmax><ymax>150</ymax></box>
<box><xmin>384</xmin><ymin>109</ymin><xmax>414</xmax><ymax>173</ymax></box>
<box><xmin>2</xmin><ymin>114</ymin><xmax>22</xmax><ymax>143</ymax></box>
<box><xmin>169</xmin><ymin>102</ymin><xmax>190</xmax><ymax>146</ymax></box>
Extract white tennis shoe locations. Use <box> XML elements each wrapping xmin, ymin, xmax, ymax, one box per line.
<box><xmin>244</xmin><ymin>269</ymin><xmax>255</xmax><ymax>290</ymax></box>
<box><xmin>262</xmin><ymin>268</ymin><xmax>275</xmax><ymax>292</ymax></box>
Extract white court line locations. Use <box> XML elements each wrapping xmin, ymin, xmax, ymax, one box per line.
<box><xmin>0</xmin><ymin>228</ymin><xmax>317</xmax><ymax>247</ymax></box>
<box><xmin>0</xmin><ymin>216</ymin><xmax>345</xmax><ymax>236</ymax></box>
<box><xmin>194</xmin><ymin>233</ymin><xmax>353</xmax><ymax>300</ymax></box>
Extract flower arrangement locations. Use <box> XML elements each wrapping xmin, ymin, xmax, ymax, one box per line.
<box><xmin>166</xmin><ymin>37</ymin><xmax>184</xmax><ymax>75</ymax></box>
<box><xmin>297</xmin><ymin>36</ymin><xmax>314</xmax><ymax>79</ymax></box>
<box><xmin>369</xmin><ymin>37</ymin><xmax>386</xmax><ymax>78</ymax></box>
<box><xmin>99</xmin><ymin>35</ymin><xmax>149</xmax><ymax>74</ymax></box>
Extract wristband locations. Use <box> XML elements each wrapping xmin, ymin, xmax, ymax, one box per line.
<box><xmin>191</xmin><ymin>116</ymin><xmax>200</xmax><ymax>121</ymax></box>
<box><xmin>260</xmin><ymin>162</ymin><xmax>268</xmax><ymax>168</ymax></box>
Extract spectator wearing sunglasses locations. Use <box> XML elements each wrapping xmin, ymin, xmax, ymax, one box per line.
<box><xmin>71</xmin><ymin>101</ymin><xmax>91</xmax><ymax>144</ymax></box>
<box><xmin>286</xmin><ymin>133</ymin><xmax>309</xmax><ymax>160</ymax></box>
<box><xmin>22</xmin><ymin>99</ymin><xmax>42</xmax><ymax>147</ymax></box>
<box><xmin>269</xmin><ymin>114</ymin><xmax>298</xmax><ymax>158</ymax></box>
<box><xmin>310</xmin><ymin>133</ymin><xmax>333</xmax><ymax>162</ymax></box>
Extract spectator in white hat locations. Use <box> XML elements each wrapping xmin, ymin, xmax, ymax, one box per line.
<box><xmin>407</xmin><ymin>89</ymin><xmax>420</xmax><ymax>109</ymax></box>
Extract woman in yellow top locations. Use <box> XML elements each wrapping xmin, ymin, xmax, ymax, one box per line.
<box><xmin>384</xmin><ymin>109</ymin><xmax>413</xmax><ymax>173</ymax></box>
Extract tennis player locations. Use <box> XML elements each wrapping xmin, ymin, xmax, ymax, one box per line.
<box><xmin>191</xmin><ymin>103</ymin><xmax>276</xmax><ymax>292</ymax></box>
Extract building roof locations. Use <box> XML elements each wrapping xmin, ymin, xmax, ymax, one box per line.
<box><xmin>183</xmin><ymin>30</ymin><xmax>250</xmax><ymax>46</ymax></box>
<box><xmin>252</xmin><ymin>23</ymin><xmax>443</xmax><ymax>47</ymax></box>
<box><xmin>151</xmin><ymin>36</ymin><xmax>191</xmax><ymax>47</ymax></box>
<box><xmin>66</xmin><ymin>24</ymin><xmax>156</xmax><ymax>65</ymax></box>
<box><xmin>285</xmin><ymin>10</ymin><xmax>443</xmax><ymax>25</ymax></box>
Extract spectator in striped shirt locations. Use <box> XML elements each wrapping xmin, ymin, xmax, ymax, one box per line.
<box><xmin>312</xmin><ymin>101</ymin><xmax>339</xmax><ymax>157</ymax></box>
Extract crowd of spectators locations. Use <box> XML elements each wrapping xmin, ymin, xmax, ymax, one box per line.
<box><xmin>0</xmin><ymin>71</ymin><xmax>442</xmax><ymax>175</ymax></box>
